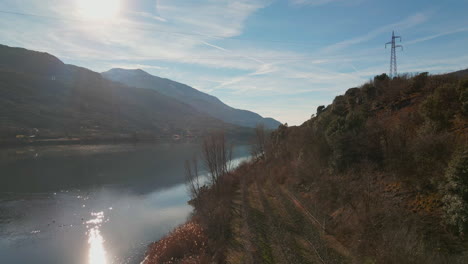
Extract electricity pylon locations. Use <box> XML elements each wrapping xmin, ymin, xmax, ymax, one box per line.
<box><xmin>385</xmin><ymin>31</ymin><xmax>403</xmax><ymax>78</ymax></box>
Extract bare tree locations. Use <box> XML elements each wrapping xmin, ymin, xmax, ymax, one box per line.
<box><xmin>183</xmin><ymin>131</ymin><xmax>237</xmax><ymax>253</ymax></box>
<box><xmin>185</xmin><ymin>157</ymin><xmax>202</xmax><ymax>203</ymax></box>
<box><xmin>185</xmin><ymin>131</ymin><xmax>232</xmax><ymax>200</ymax></box>
<box><xmin>251</xmin><ymin>123</ymin><xmax>267</xmax><ymax>160</ymax></box>
<box><xmin>202</xmin><ymin>131</ymin><xmax>232</xmax><ymax>192</ymax></box>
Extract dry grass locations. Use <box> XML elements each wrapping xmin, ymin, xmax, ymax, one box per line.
<box><xmin>143</xmin><ymin>221</ymin><xmax>209</xmax><ymax>264</ymax></box>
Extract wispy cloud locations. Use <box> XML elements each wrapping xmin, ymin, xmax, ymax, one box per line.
<box><xmin>290</xmin><ymin>0</ymin><xmax>364</xmax><ymax>6</ymax></box>
<box><xmin>110</xmin><ymin>64</ymin><xmax>168</xmax><ymax>70</ymax></box>
<box><xmin>248</xmin><ymin>63</ymin><xmax>278</xmax><ymax>76</ymax></box>
<box><xmin>322</xmin><ymin>13</ymin><xmax>429</xmax><ymax>53</ymax></box>
<box><xmin>128</xmin><ymin>11</ymin><xmax>167</xmax><ymax>22</ymax></box>
<box><xmin>157</xmin><ymin>0</ymin><xmax>271</xmax><ymax>38</ymax></box>
<box><xmin>406</xmin><ymin>27</ymin><xmax>468</xmax><ymax>45</ymax></box>
<box><xmin>290</xmin><ymin>0</ymin><xmax>339</xmax><ymax>5</ymax></box>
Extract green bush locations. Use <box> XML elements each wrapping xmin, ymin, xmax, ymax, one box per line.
<box><xmin>442</xmin><ymin>150</ymin><xmax>468</xmax><ymax>234</ymax></box>
<box><xmin>374</xmin><ymin>73</ymin><xmax>390</xmax><ymax>82</ymax></box>
<box><xmin>331</xmin><ymin>95</ymin><xmax>348</xmax><ymax>116</ymax></box>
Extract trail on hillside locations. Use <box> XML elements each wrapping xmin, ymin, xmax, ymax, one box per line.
<box><xmin>227</xmin><ymin>177</ymin><xmax>352</xmax><ymax>264</ymax></box>
<box><xmin>280</xmin><ymin>186</ymin><xmax>354</xmax><ymax>262</ymax></box>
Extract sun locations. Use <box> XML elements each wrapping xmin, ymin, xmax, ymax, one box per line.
<box><xmin>77</xmin><ymin>0</ymin><xmax>121</xmax><ymax>21</ymax></box>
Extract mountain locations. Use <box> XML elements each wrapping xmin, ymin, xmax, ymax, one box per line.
<box><xmin>102</xmin><ymin>68</ymin><xmax>281</xmax><ymax>129</ymax></box>
<box><xmin>0</xmin><ymin>44</ymin><xmax>252</xmax><ymax>143</ymax></box>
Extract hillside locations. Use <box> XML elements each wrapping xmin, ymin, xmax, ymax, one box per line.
<box><xmin>102</xmin><ymin>68</ymin><xmax>281</xmax><ymax>129</ymax></box>
<box><xmin>0</xmin><ymin>44</ymin><xmax>252</xmax><ymax>144</ymax></box>
<box><xmin>143</xmin><ymin>71</ymin><xmax>468</xmax><ymax>263</ymax></box>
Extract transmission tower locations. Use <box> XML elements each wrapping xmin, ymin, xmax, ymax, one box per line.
<box><xmin>385</xmin><ymin>31</ymin><xmax>403</xmax><ymax>77</ymax></box>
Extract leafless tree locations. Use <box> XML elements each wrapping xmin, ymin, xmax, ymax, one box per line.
<box><xmin>185</xmin><ymin>157</ymin><xmax>202</xmax><ymax>203</ymax></box>
<box><xmin>185</xmin><ymin>131</ymin><xmax>232</xmax><ymax>199</ymax></box>
<box><xmin>202</xmin><ymin>131</ymin><xmax>232</xmax><ymax>192</ymax></box>
<box><xmin>251</xmin><ymin>123</ymin><xmax>267</xmax><ymax>160</ymax></box>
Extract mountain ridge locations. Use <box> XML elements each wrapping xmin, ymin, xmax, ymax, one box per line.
<box><xmin>0</xmin><ymin>44</ymin><xmax>253</xmax><ymax>143</ymax></box>
<box><xmin>102</xmin><ymin>68</ymin><xmax>281</xmax><ymax>129</ymax></box>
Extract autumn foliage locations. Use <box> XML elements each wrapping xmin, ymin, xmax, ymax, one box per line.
<box><xmin>143</xmin><ymin>221</ymin><xmax>209</xmax><ymax>264</ymax></box>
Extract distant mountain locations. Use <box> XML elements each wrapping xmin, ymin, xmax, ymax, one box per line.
<box><xmin>102</xmin><ymin>68</ymin><xmax>281</xmax><ymax>129</ymax></box>
<box><xmin>0</xmin><ymin>44</ymin><xmax>252</xmax><ymax>143</ymax></box>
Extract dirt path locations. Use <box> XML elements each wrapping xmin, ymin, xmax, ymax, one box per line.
<box><xmin>279</xmin><ymin>186</ymin><xmax>355</xmax><ymax>262</ymax></box>
<box><xmin>226</xmin><ymin>177</ymin><xmax>353</xmax><ymax>264</ymax></box>
<box><xmin>226</xmin><ymin>177</ymin><xmax>256</xmax><ymax>264</ymax></box>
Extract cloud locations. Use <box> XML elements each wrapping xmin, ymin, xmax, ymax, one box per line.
<box><xmin>109</xmin><ymin>64</ymin><xmax>168</xmax><ymax>70</ymax></box>
<box><xmin>249</xmin><ymin>63</ymin><xmax>278</xmax><ymax>76</ymax></box>
<box><xmin>290</xmin><ymin>0</ymin><xmax>340</xmax><ymax>6</ymax></box>
<box><xmin>128</xmin><ymin>11</ymin><xmax>167</xmax><ymax>22</ymax></box>
<box><xmin>289</xmin><ymin>0</ymin><xmax>364</xmax><ymax>6</ymax></box>
<box><xmin>322</xmin><ymin>13</ymin><xmax>429</xmax><ymax>53</ymax></box>
<box><xmin>406</xmin><ymin>27</ymin><xmax>468</xmax><ymax>45</ymax></box>
<box><xmin>0</xmin><ymin>0</ymin><xmax>273</xmax><ymax>69</ymax></box>
<box><xmin>156</xmin><ymin>0</ymin><xmax>271</xmax><ymax>38</ymax></box>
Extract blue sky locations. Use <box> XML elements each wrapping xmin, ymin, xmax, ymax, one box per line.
<box><xmin>1</xmin><ymin>0</ymin><xmax>467</xmax><ymax>125</ymax></box>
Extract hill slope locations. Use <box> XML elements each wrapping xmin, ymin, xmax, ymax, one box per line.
<box><xmin>102</xmin><ymin>68</ymin><xmax>281</xmax><ymax>129</ymax></box>
<box><xmin>246</xmin><ymin>71</ymin><xmax>468</xmax><ymax>263</ymax></box>
<box><xmin>143</xmin><ymin>71</ymin><xmax>468</xmax><ymax>264</ymax></box>
<box><xmin>0</xmin><ymin>44</ymin><xmax>251</xmax><ymax>143</ymax></box>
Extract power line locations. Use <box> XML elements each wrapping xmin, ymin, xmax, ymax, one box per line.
<box><xmin>385</xmin><ymin>31</ymin><xmax>403</xmax><ymax>77</ymax></box>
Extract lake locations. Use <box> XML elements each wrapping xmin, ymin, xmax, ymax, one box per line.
<box><xmin>0</xmin><ymin>143</ymin><xmax>250</xmax><ymax>264</ymax></box>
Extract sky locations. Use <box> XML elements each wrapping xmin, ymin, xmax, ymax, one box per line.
<box><xmin>0</xmin><ymin>0</ymin><xmax>467</xmax><ymax>125</ymax></box>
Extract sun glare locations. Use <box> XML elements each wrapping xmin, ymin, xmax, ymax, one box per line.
<box><xmin>87</xmin><ymin>212</ymin><xmax>107</xmax><ymax>264</ymax></box>
<box><xmin>77</xmin><ymin>0</ymin><xmax>120</xmax><ymax>21</ymax></box>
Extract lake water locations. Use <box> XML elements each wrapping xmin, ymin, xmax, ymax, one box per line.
<box><xmin>0</xmin><ymin>143</ymin><xmax>250</xmax><ymax>264</ymax></box>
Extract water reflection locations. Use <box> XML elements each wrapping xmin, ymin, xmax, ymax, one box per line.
<box><xmin>87</xmin><ymin>212</ymin><xmax>107</xmax><ymax>264</ymax></box>
<box><xmin>0</xmin><ymin>144</ymin><xmax>250</xmax><ymax>264</ymax></box>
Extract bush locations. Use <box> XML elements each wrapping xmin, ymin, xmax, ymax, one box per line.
<box><xmin>374</xmin><ymin>73</ymin><xmax>390</xmax><ymax>82</ymax></box>
<box><xmin>316</xmin><ymin>105</ymin><xmax>326</xmax><ymax>115</ymax></box>
<box><xmin>411</xmin><ymin>72</ymin><xmax>429</xmax><ymax>92</ymax></box>
<box><xmin>442</xmin><ymin>150</ymin><xmax>468</xmax><ymax>235</ymax></box>
<box><xmin>144</xmin><ymin>221</ymin><xmax>209</xmax><ymax>264</ymax></box>
<box><xmin>362</xmin><ymin>83</ymin><xmax>377</xmax><ymax>100</ymax></box>
<box><xmin>420</xmin><ymin>84</ymin><xmax>459</xmax><ymax>131</ymax></box>
<box><xmin>459</xmin><ymin>80</ymin><xmax>468</xmax><ymax>116</ymax></box>
<box><xmin>331</xmin><ymin>95</ymin><xmax>348</xmax><ymax>116</ymax></box>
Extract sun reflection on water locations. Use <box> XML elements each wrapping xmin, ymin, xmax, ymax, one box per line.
<box><xmin>87</xmin><ymin>211</ymin><xmax>107</xmax><ymax>264</ymax></box>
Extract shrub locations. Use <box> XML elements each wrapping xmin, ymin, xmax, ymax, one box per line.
<box><xmin>459</xmin><ymin>79</ymin><xmax>468</xmax><ymax>116</ymax></box>
<box><xmin>411</xmin><ymin>72</ymin><xmax>429</xmax><ymax>92</ymax></box>
<box><xmin>420</xmin><ymin>84</ymin><xmax>459</xmax><ymax>131</ymax></box>
<box><xmin>374</xmin><ymin>73</ymin><xmax>390</xmax><ymax>82</ymax></box>
<box><xmin>410</xmin><ymin>130</ymin><xmax>455</xmax><ymax>188</ymax></box>
<box><xmin>362</xmin><ymin>83</ymin><xmax>377</xmax><ymax>100</ymax></box>
<box><xmin>144</xmin><ymin>221</ymin><xmax>209</xmax><ymax>264</ymax></box>
<box><xmin>316</xmin><ymin>105</ymin><xmax>326</xmax><ymax>116</ymax></box>
<box><xmin>331</xmin><ymin>95</ymin><xmax>348</xmax><ymax>116</ymax></box>
<box><xmin>442</xmin><ymin>150</ymin><xmax>468</xmax><ymax>235</ymax></box>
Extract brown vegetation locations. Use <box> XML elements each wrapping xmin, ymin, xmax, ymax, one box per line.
<box><xmin>263</xmin><ymin>72</ymin><xmax>468</xmax><ymax>263</ymax></box>
<box><xmin>142</xmin><ymin>221</ymin><xmax>209</xmax><ymax>264</ymax></box>
<box><xmin>144</xmin><ymin>71</ymin><xmax>468</xmax><ymax>264</ymax></box>
<box><xmin>145</xmin><ymin>131</ymin><xmax>241</xmax><ymax>264</ymax></box>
